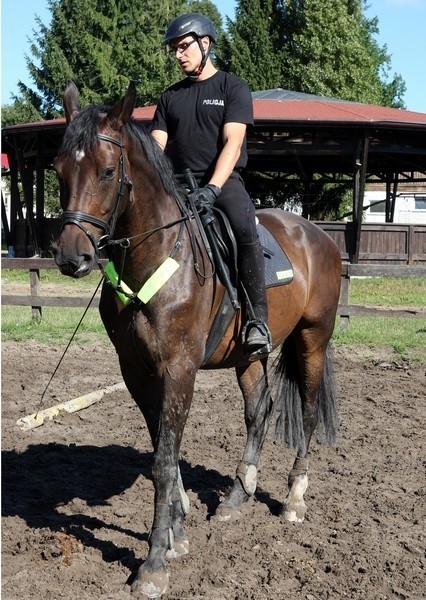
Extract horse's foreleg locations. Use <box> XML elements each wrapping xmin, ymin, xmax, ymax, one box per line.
<box><xmin>216</xmin><ymin>359</ymin><xmax>273</xmax><ymax>522</ymax></box>
<box><xmin>123</xmin><ymin>364</ymin><xmax>194</xmax><ymax>598</ymax></box>
<box><xmin>166</xmin><ymin>468</ymin><xmax>190</xmax><ymax>559</ymax></box>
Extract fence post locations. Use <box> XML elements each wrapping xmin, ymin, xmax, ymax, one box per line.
<box><xmin>340</xmin><ymin>268</ymin><xmax>350</xmax><ymax>331</ymax></box>
<box><xmin>29</xmin><ymin>268</ymin><xmax>42</xmax><ymax>321</ymax></box>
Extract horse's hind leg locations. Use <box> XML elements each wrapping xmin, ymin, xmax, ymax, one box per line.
<box><xmin>216</xmin><ymin>357</ymin><xmax>273</xmax><ymax>522</ymax></box>
<box><xmin>281</xmin><ymin>326</ymin><xmax>338</xmax><ymax>523</ymax></box>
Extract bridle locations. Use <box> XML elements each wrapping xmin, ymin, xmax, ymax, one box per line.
<box><xmin>59</xmin><ymin>129</ymin><xmax>193</xmax><ymax>291</ymax></box>
<box><xmin>60</xmin><ymin>132</ymin><xmax>133</xmax><ymax>253</ymax></box>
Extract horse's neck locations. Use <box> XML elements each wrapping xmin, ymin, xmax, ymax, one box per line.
<box><xmin>118</xmin><ymin>163</ymin><xmax>182</xmax><ymax>269</ymax></box>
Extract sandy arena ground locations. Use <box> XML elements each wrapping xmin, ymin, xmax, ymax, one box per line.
<box><xmin>2</xmin><ymin>340</ymin><xmax>425</xmax><ymax>599</ymax></box>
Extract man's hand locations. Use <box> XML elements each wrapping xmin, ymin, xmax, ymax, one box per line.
<box><xmin>193</xmin><ymin>184</ymin><xmax>221</xmax><ymax>212</ymax></box>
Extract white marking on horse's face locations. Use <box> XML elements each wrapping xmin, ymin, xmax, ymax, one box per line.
<box><xmin>75</xmin><ymin>149</ymin><xmax>85</xmax><ymax>162</ymax></box>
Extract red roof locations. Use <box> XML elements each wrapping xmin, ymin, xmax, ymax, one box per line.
<box><xmin>1</xmin><ymin>153</ymin><xmax>9</xmax><ymax>169</ymax></box>
<box><xmin>251</xmin><ymin>99</ymin><xmax>426</xmax><ymax>126</ymax></box>
<box><xmin>3</xmin><ymin>93</ymin><xmax>426</xmax><ymax>134</ymax></box>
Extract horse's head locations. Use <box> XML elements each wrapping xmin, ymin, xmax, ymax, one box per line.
<box><xmin>53</xmin><ymin>81</ymin><xmax>136</xmax><ymax>277</ymax></box>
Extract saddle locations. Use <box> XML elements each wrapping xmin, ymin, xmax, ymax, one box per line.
<box><xmin>200</xmin><ymin>206</ymin><xmax>294</xmax><ymax>364</ymax></box>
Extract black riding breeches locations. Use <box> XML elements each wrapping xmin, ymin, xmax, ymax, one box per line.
<box><xmin>201</xmin><ymin>171</ymin><xmax>258</xmax><ymax>246</ymax></box>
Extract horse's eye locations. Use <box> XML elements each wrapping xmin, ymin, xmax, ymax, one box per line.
<box><xmin>101</xmin><ymin>167</ymin><xmax>115</xmax><ymax>180</ymax></box>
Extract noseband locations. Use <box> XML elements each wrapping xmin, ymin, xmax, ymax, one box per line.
<box><xmin>60</xmin><ymin>132</ymin><xmax>133</xmax><ymax>252</ymax></box>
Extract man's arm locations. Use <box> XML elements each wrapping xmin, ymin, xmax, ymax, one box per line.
<box><xmin>151</xmin><ymin>129</ymin><xmax>168</xmax><ymax>151</ymax></box>
<box><xmin>208</xmin><ymin>121</ymin><xmax>247</xmax><ymax>189</ymax></box>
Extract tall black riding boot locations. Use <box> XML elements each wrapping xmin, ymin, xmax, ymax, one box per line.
<box><xmin>239</xmin><ymin>239</ymin><xmax>272</xmax><ymax>358</ymax></box>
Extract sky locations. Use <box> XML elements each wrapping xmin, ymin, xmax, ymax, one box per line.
<box><xmin>1</xmin><ymin>0</ymin><xmax>425</xmax><ymax>113</ymax></box>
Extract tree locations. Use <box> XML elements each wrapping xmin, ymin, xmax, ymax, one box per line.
<box><xmin>357</xmin><ymin>9</ymin><xmax>406</xmax><ymax>108</ymax></box>
<box><xmin>21</xmin><ymin>0</ymin><xmax>185</xmax><ymax>116</ymax></box>
<box><xmin>1</xmin><ymin>95</ymin><xmax>43</xmax><ymax>127</ymax></box>
<box><xmin>225</xmin><ymin>0</ymin><xmax>405</xmax><ymax>106</ymax></box>
<box><xmin>223</xmin><ymin>0</ymin><xmax>406</xmax><ymax>218</ymax></box>
<box><xmin>2</xmin><ymin>0</ymin><xmax>223</xmax><ymax>126</ymax></box>
<box><xmin>221</xmin><ymin>0</ymin><xmax>282</xmax><ymax>90</ymax></box>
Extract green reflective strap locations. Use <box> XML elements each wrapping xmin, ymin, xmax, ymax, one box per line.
<box><xmin>104</xmin><ymin>258</ymin><xmax>180</xmax><ymax>305</ymax></box>
<box><xmin>137</xmin><ymin>257</ymin><xmax>180</xmax><ymax>303</ymax></box>
<box><xmin>104</xmin><ymin>261</ymin><xmax>133</xmax><ymax>306</ymax></box>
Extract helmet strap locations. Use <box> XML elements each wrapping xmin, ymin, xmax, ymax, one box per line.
<box><xmin>188</xmin><ymin>37</ymin><xmax>212</xmax><ymax>81</ymax></box>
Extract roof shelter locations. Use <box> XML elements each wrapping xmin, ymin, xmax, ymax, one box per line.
<box><xmin>2</xmin><ymin>89</ymin><xmax>426</xmax><ymax>261</ymax></box>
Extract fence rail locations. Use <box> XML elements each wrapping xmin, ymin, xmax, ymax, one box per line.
<box><xmin>2</xmin><ymin>258</ymin><xmax>426</xmax><ymax>328</ymax></box>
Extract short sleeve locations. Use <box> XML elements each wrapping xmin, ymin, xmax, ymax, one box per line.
<box><xmin>224</xmin><ymin>78</ymin><xmax>254</xmax><ymax>126</ymax></box>
<box><xmin>150</xmin><ymin>94</ymin><xmax>168</xmax><ymax>133</ymax></box>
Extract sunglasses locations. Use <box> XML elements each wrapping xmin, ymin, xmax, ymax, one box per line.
<box><xmin>168</xmin><ymin>39</ymin><xmax>197</xmax><ymax>55</ymax></box>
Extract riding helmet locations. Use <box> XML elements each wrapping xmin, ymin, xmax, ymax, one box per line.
<box><xmin>164</xmin><ymin>13</ymin><xmax>217</xmax><ymax>44</ymax></box>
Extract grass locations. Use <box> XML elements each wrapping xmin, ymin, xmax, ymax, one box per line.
<box><xmin>1</xmin><ymin>306</ymin><xmax>108</xmax><ymax>345</ymax></box>
<box><xmin>1</xmin><ymin>272</ymin><xmax>425</xmax><ymax>359</ymax></box>
<box><xmin>1</xmin><ymin>268</ymin><xmax>101</xmax><ymax>288</ymax></box>
<box><xmin>349</xmin><ymin>276</ymin><xmax>425</xmax><ymax>307</ymax></box>
<box><xmin>332</xmin><ymin>316</ymin><xmax>425</xmax><ymax>357</ymax></box>
<box><xmin>333</xmin><ymin>276</ymin><xmax>425</xmax><ymax>360</ymax></box>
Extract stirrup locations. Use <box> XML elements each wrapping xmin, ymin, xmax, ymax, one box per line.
<box><xmin>242</xmin><ymin>319</ymin><xmax>272</xmax><ymax>358</ymax></box>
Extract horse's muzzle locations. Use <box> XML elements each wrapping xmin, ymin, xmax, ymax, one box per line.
<box><xmin>52</xmin><ymin>244</ymin><xmax>95</xmax><ymax>279</ymax></box>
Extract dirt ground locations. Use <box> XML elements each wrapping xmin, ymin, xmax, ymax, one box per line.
<box><xmin>2</xmin><ymin>340</ymin><xmax>425</xmax><ymax>600</ymax></box>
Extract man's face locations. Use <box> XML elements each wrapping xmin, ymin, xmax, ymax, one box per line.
<box><xmin>169</xmin><ymin>35</ymin><xmax>207</xmax><ymax>75</ymax></box>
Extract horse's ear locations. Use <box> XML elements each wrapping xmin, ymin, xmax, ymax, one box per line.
<box><xmin>63</xmin><ymin>81</ymin><xmax>80</xmax><ymax>124</ymax></box>
<box><xmin>105</xmin><ymin>81</ymin><xmax>137</xmax><ymax>131</ymax></box>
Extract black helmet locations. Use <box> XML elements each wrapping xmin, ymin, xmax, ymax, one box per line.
<box><xmin>164</xmin><ymin>13</ymin><xmax>216</xmax><ymax>44</ymax></box>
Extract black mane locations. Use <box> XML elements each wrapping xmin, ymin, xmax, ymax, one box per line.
<box><xmin>58</xmin><ymin>104</ymin><xmax>180</xmax><ymax>200</ymax></box>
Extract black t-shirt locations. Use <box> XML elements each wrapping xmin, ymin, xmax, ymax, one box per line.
<box><xmin>151</xmin><ymin>70</ymin><xmax>253</xmax><ymax>176</ymax></box>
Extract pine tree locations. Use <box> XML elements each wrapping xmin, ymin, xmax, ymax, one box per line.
<box><xmin>222</xmin><ymin>0</ymin><xmax>282</xmax><ymax>91</ymax></box>
<box><xmin>281</xmin><ymin>0</ymin><xmax>380</xmax><ymax>103</ymax></box>
<box><xmin>225</xmin><ymin>0</ymin><xmax>405</xmax><ymax>107</ymax></box>
<box><xmin>2</xmin><ymin>0</ymin><xmax>223</xmax><ymax>124</ymax></box>
<box><xmin>20</xmin><ymin>0</ymin><xmax>186</xmax><ymax>117</ymax></box>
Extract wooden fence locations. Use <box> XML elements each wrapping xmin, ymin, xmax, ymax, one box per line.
<box><xmin>8</xmin><ymin>220</ymin><xmax>426</xmax><ymax>264</ymax></box>
<box><xmin>338</xmin><ymin>263</ymin><xmax>425</xmax><ymax>330</ymax></box>
<box><xmin>2</xmin><ymin>258</ymin><xmax>425</xmax><ymax>329</ymax></box>
<box><xmin>317</xmin><ymin>222</ymin><xmax>426</xmax><ymax>264</ymax></box>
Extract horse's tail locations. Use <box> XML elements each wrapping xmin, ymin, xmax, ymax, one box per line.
<box><xmin>272</xmin><ymin>336</ymin><xmax>339</xmax><ymax>453</ymax></box>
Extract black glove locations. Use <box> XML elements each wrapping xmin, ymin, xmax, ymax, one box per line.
<box><xmin>193</xmin><ymin>184</ymin><xmax>221</xmax><ymax>212</ymax></box>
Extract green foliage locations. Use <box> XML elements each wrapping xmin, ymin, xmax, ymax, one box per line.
<box><xmin>1</xmin><ymin>96</ymin><xmax>42</xmax><ymax>127</ymax></box>
<box><xmin>225</xmin><ymin>0</ymin><xmax>405</xmax><ymax>107</ymax></box>
<box><xmin>3</xmin><ymin>0</ymin><xmax>223</xmax><ymax>122</ymax></box>
<box><xmin>221</xmin><ymin>0</ymin><xmax>282</xmax><ymax>90</ymax></box>
<box><xmin>1</xmin><ymin>0</ymin><xmax>407</xmax><ymax>219</ymax></box>
<box><xmin>2</xmin><ymin>0</ymin><xmax>406</xmax><ymax>124</ymax></box>
<box><xmin>222</xmin><ymin>0</ymin><xmax>406</xmax><ymax>217</ymax></box>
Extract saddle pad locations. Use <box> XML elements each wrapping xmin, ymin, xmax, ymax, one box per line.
<box><xmin>202</xmin><ymin>220</ymin><xmax>293</xmax><ymax>365</ymax></box>
<box><xmin>257</xmin><ymin>223</ymin><xmax>294</xmax><ymax>287</ymax></box>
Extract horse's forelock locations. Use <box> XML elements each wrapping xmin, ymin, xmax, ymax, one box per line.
<box><xmin>59</xmin><ymin>105</ymin><xmax>110</xmax><ymax>157</ymax></box>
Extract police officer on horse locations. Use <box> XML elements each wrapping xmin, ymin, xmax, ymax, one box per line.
<box><xmin>151</xmin><ymin>13</ymin><xmax>272</xmax><ymax>358</ymax></box>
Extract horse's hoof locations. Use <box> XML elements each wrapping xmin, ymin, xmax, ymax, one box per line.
<box><xmin>282</xmin><ymin>502</ymin><xmax>306</xmax><ymax>523</ymax></box>
<box><xmin>131</xmin><ymin>570</ymin><xmax>169</xmax><ymax>598</ymax></box>
<box><xmin>215</xmin><ymin>504</ymin><xmax>242</xmax><ymax>522</ymax></box>
<box><xmin>166</xmin><ymin>538</ymin><xmax>189</xmax><ymax>559</ymax></box>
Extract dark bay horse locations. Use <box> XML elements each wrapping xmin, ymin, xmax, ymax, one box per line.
<box><xmin>53</xmin><ymin>81</ymin><xmax>341</xmax><ymax>598</ymax></box>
